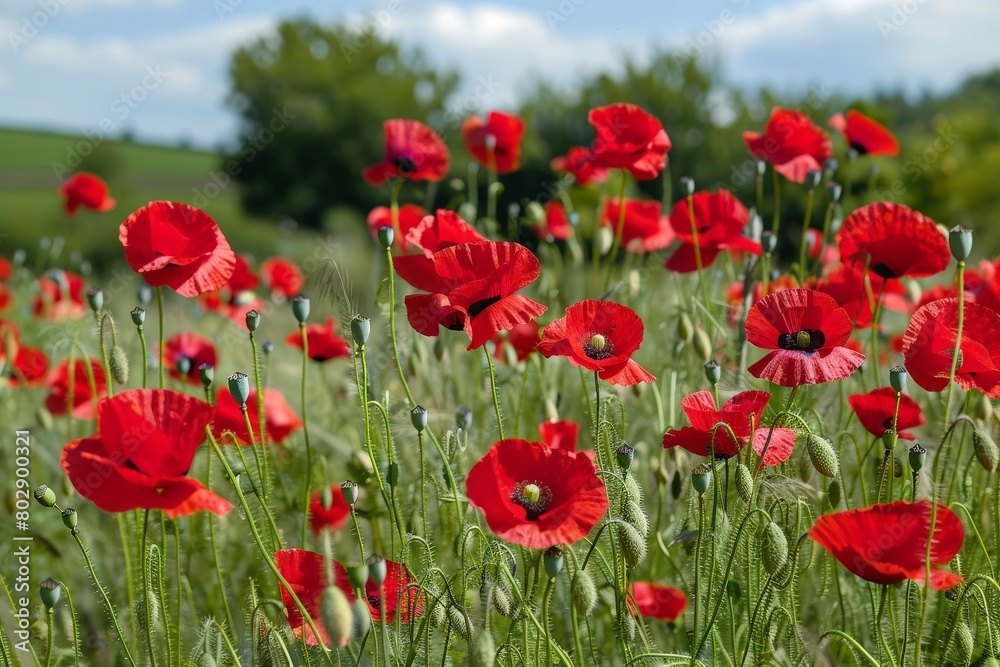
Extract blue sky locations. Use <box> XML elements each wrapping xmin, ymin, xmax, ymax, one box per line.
<box><xmin>2</xmin><ymin>0</ymin><xmax>998</xmax><ymax>147</ymax></box>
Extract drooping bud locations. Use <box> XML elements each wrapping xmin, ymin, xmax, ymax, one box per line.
<box><xmin>762</xmin><ymin>521</ymin><xmax>789</xmax><ymax>575</ymax></box>
<box><xmin>955</xmin><ymin>621</ymin><xmax>974</xmax><ymax>665</ymax></box>
<box><xmin>34</xmin><ymin>485</ymin><xmax>57</xmax><ymax>507</ymax></box>
<box><xmin>109</xmin><ymin>346</ymin><xmax>129</xmax><ymax>385</ymax></box>
<box><xmin>346</xmin><ymin>563</ymin><xmax>368</xmax><ymax>591</ymax></box>
<box><xmin>447</xmin><ymin>605</ymin><xmax>473</xmax><ymax>642</ymax></box>
<box><xmin>40</xmin><ymin>578</ymin><xmax>61</xmax><ymax>610</ymax></box>
<box><xmin>973</xmin><ymin>428</ymin><xmax>1000</xmax><ymax>472</ymax></box>
<box><xmin>735</xmin><ymin>462</ymin><xmax>754</xmax><ymax>503</ymax></box>
<box><xmin>341</xmin><ymin>481</ymin><xmax>359</xmax><ymax>506</ymax></box>
<box><xmin>806</xmin><ymin>433</ymin><xmax>840</xmax><ymax>478</ymax></box>
<box><xmin>490</xmin><ymin>581</ymin><xmax>514</xmax><ymax>617</ymax></box>
<box><xmin>692</xmin><ymin>327</ymin><xmax>712</xmax><ymax>362</ymax></box>
<box><xmin>291</xmin><ymin>294</ymin><xmax>310</xmax><ymax>323</ymax></box>
<box><xmin>130</xmin><ymin>307</ymin><xmax>145</xmax><ymax>327</ymax></box>
<box><xmin>351</xmin><ymin>598</ymin><xmax>371</xmax><ymax>639</ymax></box>
<box><xmin>949</xmin><ymin>225</ymin><xmax>973</xmax><ymax>263</ymax></box>
<box><xmin>826</xmin><ymin>181</ymin><xmax>843</xmax><ymax>203</ymax></box>
<box><xmin>822</xmin><ymin>158</ymin><xmax>839</xmax><ymax>177</ymax></box>
<box><xmin>377</xmin><ymin>225</ymin><xmax>395</xmax><ymax>250</ymax></box>
<box><xmin>366</xmin><ymin>555</ymin><xmax>387</xmax><ymax>586</ymax></box>
<box><xmin>198</xmin><ymin>363</ymin><xmax>214</xmax><ymax>388</ymax></box>
<box><xmin>615</xmin><ymin>443</ymin><xmax>635</xmax><ymax>473</ymax></box>
<box><xmin>571</xmin><ymin>567</ymin><xmax>597</xmax><ymax>615</ymax></box>
<box><xmin>889</xmin><ymin>365</ymin><xmax>907</xmax><ymax>393</ymax></box>
<box><xmin>320</xmin><ymin>585</ymin><xmax>352</xmax><ymax>647</ymax></box>
<box><xmin>691</xmin><ymin>464</ymin><xmax>712</xmax><ymax>496</ymax></box>
<box><xmin>351</xmin><ymin>316</ymin><xmax>370</xmax><ymax>346</ymax></box>
<box><xmin>622</xmin><ymin>499</ymin><xmax>648</xmax><ymax>538</ymax></box>
<box><xmin>677</xmin><ymin>312</ymin><xmax>694</xmax><ymax>343</ymax></box>
<box><xmin>410</xmin><ymin>406</ymin><xmax>428</xmax><ymax>433</ymax></box>
<box><xmin>704</xmin><ymin>360</ymin><xmax>721</xmax><ymax>385</ymax></box>
<box><xmin>227</xmin><ymin>372</ymin><xmax>250</xmax><ymax>407</ymax></box>
<box><xmin>469</xmin><ymin>624</ymin><xmax>496</xmax><ymax>667</ymax></box>
<box><xmin>86</xmin><ymin>287</ymin><xmax>104</xmax><ymax>313</ymax></box>
<box><xmin>615</xmin><ymin>520</ymin><xmax>647</xmax><ymax>569</ymax></box>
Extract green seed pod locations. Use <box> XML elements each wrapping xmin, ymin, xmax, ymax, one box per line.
<box><xmin>889</xmin><ymin>365</ymin><xmax>907</xmax><ymax>393</ymax></box>
<box><xmin>61</xmin><ymin>508</ymin><xmax>78</xmax><ymax>530</ymax></box>
<box><xmin>34</xmin><ymin>486</ymin><xmax>57</xmax><ymax>508</ymax></box>
<box><xmin>692</xmin><ymin>465</ymin><xmax>712</xmax><ymax>496</ymax></box>
<box><xmin>131</xmin><ymin>306</ymin><xmax>146</xmax><ymax>327</ymax></box>
<box><xmin>908</xmin><ymin>444</ymin><xmax>926</xmax><ymax>473</ymax></box>
<box><xmin>39</xmin><ymin>578</ymin><xmax>61</xmax><ymax>610</ymax></box>
<box><xmin>827</xmin><ymin>479</ymin><xmax>842</xmax><ymax>509</ymax></box>
<box><xmin>469</xmin><ymin>626</ymin><xmax>496</xmax><ymax>667</ymax></box>
<box><xmin>692</xmin><ymin>327</ymin><xmax>712</xmax><ymax>362</ymax></box>
<box><xmin>804</xmin><ymin>169</ymin><xmax>821</xmax><ymax>190</ymax></box>
<box><xmin>973</xmin><ymin>429</ymin><xmax>1000</xmax><ymax>472</ymax></box>
<box><xmin>291</xmin><ymin>294</ymin><xmax>310</xmax><ymax>323</ymax></box>
<box><xmin>377</xmin><ymin>225</ymin><xmax>395</xmax><ymax>250</ymax></box>
<box><xmin>341</xmin><ymin>481</ymin><xmax>359</xmax><ymax>506</ymax></box>
<box><xmin>807</xmin><ymin>433</ymin><xmax>840</xmax><ymax>478</ymax></box>
<box><xmin>245</xmin><ymin>309</ymin><xmax>260</xmax><ymax>332</ymax></box>
<box><xmin>351</xmin><ymin>315</ymin><xmax>370</xmax><ymax>347</ymax></box>
<box><xmin>955</xmin><ymin>621</ymin><xmax>974</xmax><ymax>665</ymax></box>
<box><xmin>949</xmin><ymin>225</ymin><xmax>973</xmax><ymax>263</ymax></box>
<box><xmin>704</xmin><ymin>360</ymin><xmax>721</xmax><ymax>385</ymax></box>
<box><xmin>615</xmin><ymin>520</ymin><xmax>647</xmax><ymax>569</ymax></box>
<box><xmin>616</xmin><ymin>443</ymin><xmax>635</xmax><ymax>473</ymax></box>
<box><xmin>543</xmin><ymin>547</ymin><xmax>564</xmax><ymax>579</ymax></box>
<box><xmin>86</xmin><ymin>287</ymin><xmax>104</xmax><ymax>313</ymax></box>
<box><xmin>109</xmin><ymin>345</ymin><xmax>129</xmax><ymax>385</ymax></box>
<box><xmin>735</xmin><ymin>462</ymin><xmax>754</xmax><ymax>503</ymax></box>
<box><xmin>677</xmin><ymin>312</ymin><xmax>694</xmax><ymax>343</ymax></box>
<box><xmin>320</xmin><ymin>585</ymin><xmax>352</xmax><ymax>647</ymax></box>
<box><xmin>622</xmin><ymin>499</ymin><xmax>648</xmax><ymax>537</ymax></box>
<box><xmin>762</xmin><ymin>522</ymin><xmax>789</xmax><ymax>576</ymax></box>
<box><xmin>882</xmin><ymin>428</ymin><xmax>898</xmax><ymax>453</ymax></box>
<box><xmin>351</xmin><ymin>598</ymin><xmax>371</xmax><ymax>639</ymax></box>
<box><xmin>410</xmin><ymin>405</ymin><xmax>428</xmax><ymax>432</ymax></box>
<box><xmin>447</xmin><ymin>605</ymin><xmax>472</xmax><ymax>642</ymax></box>
<box><xmin>572</xmin><ymin>568</ymin><xmax>597</xmax><ymax>616</ymax></box>
<box><xmin>227</xmin><ymin>372</ymin><xmax>250</xmax><ymax>406</ymax></box>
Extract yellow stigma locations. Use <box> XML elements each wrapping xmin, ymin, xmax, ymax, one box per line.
<box><xmin>796</xmin><ymin>330</ymin><xmax>811</xmax><ymax>350</ymax></box>
<box><xmin>590</xmin><ymin>334</ymin><xmax>606</xmax><ymax>351</ymax></box>
<box><xmin>522</xmin><ymin>483</ymin><xmax>541</xmax><ymax>504</ymax></box>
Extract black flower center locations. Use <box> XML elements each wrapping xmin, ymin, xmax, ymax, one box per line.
<box><xmin>582</xmin><ymin>333</ymin><xmax>615</xmax><ymax>360</ymax></box>
<box><xmin>777</xmin><ymin>329</ymin><xmax>825</xmax><ymax>352</ymax></box>
<box><xmin>468</xmin><ymin>295</ymin><xmax>501</xmax><ymax>318</ymax></box>
<box><xmin>510</xmin><ymin>480</ymin><xmax>553</xmax><ymax>521</ymax></box>
<box><xmin>849</xmin><ymin>141</ymin><xmax>869</xmax><ymax>156</ymax></box>
<box><xmin>392</xmin><ymin>154</ymin><xmax>417</xmax><ymax>175</ymax></box>
<box><xmin>871</xmin><ymin>262</ymin><xmax>897</xmax><ymax>279</ymax></box>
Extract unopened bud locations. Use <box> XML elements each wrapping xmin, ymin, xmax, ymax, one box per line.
<box><xmin>320</xmin><ymin>585</ymin><xmax>352</xmax><ymax>647</ymax></box>
<box><xmin>691</xmin><ymin>464</ymin><xmax>712</xmax><ymax>496</ymax></box>
<box><xmin>762</xmin><ymin>521</ymin><xmax>789</xmax><ymax>575</ymax></box>
<box><xmin>806</xmin><ymin>433</ymin><xmax>840</xmax><ymax>478</ymax></box>
<box><xmin>245</xmin><ymin>309</ymin><xmax>260</xmax><ymax>332</ymax></box>
<box><xmin>109</xmin><ymin>346</ymin><xmax>129</xmax><ymax>385</ymax></box>
<box><xmin>346</xmin><ymin>563</ymin><xmax>368</xmax><ymax>591</ymax></box>
<box><xmin>199</xmin><ymin>363</ymin><xmax>214</xmax><ymax>388</ymax></box>
<box><xmin>908</xmin><ymin>444</ymin><xmax>926</xmax><ymax>473</ymax></box>
<box><xmin>366</xmin><ymin>555</ymin><xmax>387</xmax><ymax>585</ymax></box>
<box><xmin>411</xmin><ymin>406</ymin><xmax>428</xmax><ymax>432</ymax></box>
<box><xmin>973</xmin><ymin>429</ymin><xmax>1000</xmax><ymax>472</ymax></box>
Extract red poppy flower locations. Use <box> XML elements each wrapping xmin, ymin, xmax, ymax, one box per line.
<box><xmin>197</xmin><ymin>289</ymin><xmax>265</xmax><ymax>326</ymax></box>
<box><xmin>662</xmin><ymin>390</ymin><xmax>795</xmax><ymax>465</ymax></box>
<box><xmin>745</xmin><ymin>288</ymin><xmax>865</xmax><ymax>386</ymax></box>
<box><xmin>0</xmin><ymin>320</ymin><xmax>48</xmax><ymax>386</ymax></box>
<box><xmin>829</xmin><ymin>110</ymin><xmax>899</xmax><ymax>157</ymax></box>
<box><xmin>308</xmin><ymin>485</ymin><xmax>351</xmax><ymax>535</ymax></box>
<box><xmin>32</xmin><ymin>270</ymin><xmax>86</xmax><ymax>321</ymax></box>
<box><xmin>274</xmin><ymin>549</ymin><xmax>350</xmax><ymax>647</ymax></box>
<box><xmin>665</xmin><ymin>191</ymin><xmax>760</xmax><ymax>273</ymax></box>
<box><xmin>120</xmin><ymin>201</ymin><xmax>236</xmax><ymax>298</ymax></box>
<box><xmin>162</xmin><ymin>332</ymin><xmax>217</xmax><ymax>385</ymax></box>
<box><xmin>45</xmin><ymin>358</ymin><xmax>107</xmax><ymax>418</ymax></box>
<box><xmin>848</xmin><ymin>387</ymin><xmax>925</xmax><ymax>440</ymax></box>
<box><xmin>394</xmin><ymin>241</ymin><xmax>546</xmax><ymax>351</ymax></box>
<box><xmin>363</xmin><ymin>119</ymin><xmax>450</xmax><ymax>186</ymax></box>
<box><xmin>534</xmin><ymin>201</ymin><xmax>573</xmax><ymax>241</ymax></box>
<box><xmin>461</xmin><ymin>111</ymin><xmax>525</xmax><ymax>174</ymax></box>
<box><xmin>356</xmin><ymin>558</ymin><xmax>422</xmax><ymax>623</ymax></box>
<box><xmin>61</xmin><ymin>389</ymin><xmax>231</xmax><ymax>518</ymax></box>
<box><xmin>902</xmin><ymin>298</ymin><xmax>1000</xmax><ymax>398</ymax></box>
<box><xmin>550</xmin><ymin>146</ymin><xmax>607</xmax><ymax>186</ymax></box>
<box><xmin>59</xmin><ymin>172</ymin><xmax>116</xmax><ymax>217</ymax></box>
<box><xmin>630</xmin><ymin>582</ymin><xmax>687</xmax><ymax>622</ymax></box>
<box><xmin>601</xmin><ymin>198</ymin><xmax>675</xmax><ymax>253</ymax></box>
<box><xmin>814</xmin><ymin>264</ymin><xmax>912</xmax><ymax>330</ymax></box>
<box><xmin>491</xmin><ymin>321</ymin><xmax>541</xmax><ymax>363</ymax></box>
<box><xmin>213</xmin><ymin>386</ymin><xmax>304</xmax><ymax>445</ymax></box>
<box><xmin>0</xmin><ymin>283</ymin><xmax>10</xmax><ymax>312</ymax></box>
<box><xmin>837</xmin><ymin>203</ymin><xmax>949</xmax><ymax>280</ymax></box>
<box><xmin>367</xmin><ymin>204</ymin><xmax>426</xmax><ymax>253</ymax></box>
<box><xmin>809</xmin><ymin>500</ymin><xmax>963</xmax><ymax>589</ymax></box>
<box><xmin>537</xmin><ymin>299</ymin><xmax>654</xmax><ymax>386</ymax></box>
<box><xmin>743</xmin><ymin>108</ymin><xmax>833</xmax><ymax>183</ymax></box>
<box><xmin>588</xmin><ymin>104</ymin><xmax>671</xmax><ymax>180</ymax></box>
<box><xmin>539</xmin><ymin>419</ymin><xmax>579</xmax><ymax>453</ymax></box>
<box><xmin>466</xmin><ymin>438</ymin><xmax>607</xmax><ymax>549</ymax></box>
<box><xmin>227</xmin><ymin>254</ymin><xmax>260</xmax><ymax>293</ymax></box>
<box><xmin>285</xmin><ymin>317</ymin><xmax>351</xmax><ymax>362</ymax></box>
<box><xmin>0</xmin><ymin>256</ymin><xmax>13</xmax><ymax>281</ymax></box>
<box><xmin>952</xmin><ymin>259</ymin><xmax>1000</xmax><ymax>315</ymax></box>
<box><xmin>405</xmin><ymin>209</ymin><xmax>486</xmax><ymax>258</ymax></box>
<box><xmin>260</xmin><ymin>257</ymin><xmax>304</xmax><ymax>298</ymax></box>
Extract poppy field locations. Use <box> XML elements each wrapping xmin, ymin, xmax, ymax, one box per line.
<box><xmin>2</xmin><ymin>102</ymin><xmax>999</xmax><ymax>667</ymax></box>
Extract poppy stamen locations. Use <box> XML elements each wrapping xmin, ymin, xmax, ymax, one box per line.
<box><xmin>777</xmin><ymin>329</ymin><xmax>825</xmax><ymax>352</ymax></box>
<box><xmin>582</xmin><ymin>333</ymin><xmax>615</xmax><ymax>360</ymax></box>
<box><xmin>511</xmin><ymin>480</ymin><xmax>553</xmax><ymax>521</ymax></box>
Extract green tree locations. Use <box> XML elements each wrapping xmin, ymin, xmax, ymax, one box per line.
<box><xmin>225</xmin><ymin>19</ymin><xmax>459</xmax><ymax>229</ymax></box>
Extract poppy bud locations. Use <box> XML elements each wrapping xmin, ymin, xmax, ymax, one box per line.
<box><xmin>615</xmin><ymin>443</ymin><xmax>635</xmax><ymax>473</ymax></box>
<box><xmin>352</xmin><ymin>599</ymin><xmax>371</xmax><ymax>639</ymax></box>
<box><xmin>320</xmin><ymin>585</ymin><xmax>352</xmax><ymax>647</ymax></box>
<box><xmin>377</xmin><ymin>225</ymin><xmax>394</xmax><ymax>249</ymax></box>
<box><xmin>469</xmin><ymin>624</ymin><xmax>496</xmax><ymax>667</ymax></box>
<box><xmin>762</xmin><ymin>521</ymin><xmax>788</xmax><ymax>575</ymax></box>
<box><xmin>34</xmin><ymin>485</ymin><xmax>57</xmax><ymax>507</ymax></box>
<box><xmin>691</xmin><ymin>464</ymin><xmax>712</xmax><ymax>496</ymax></box>
<box><xmin>676</xmin><ymin>312</ymin><xmax>694</xmax><ymax>343</ymax></box>
<box><xmin>109</xmin><ymin>345</ymin><xmax>129</xmax><ymax>385</ymax></box>
<box><xmin>456</xmin><ymin>406</ymin><xmax>473</xmax><ymax>430</ymax></box>
<box><xmin>227</xmin><ymin>372</ymin><xmax>250</xmax><ymax>407</ymax></box>
<box><xmin>572</xmin><ymin>568</ymin><xmax>597</xmax><ymax>615</ymax></box>
<box><xmin>889</xmin><ymin>365</ymin><xmax>907</xmax><ymax>393</ymax></box>
<box><xmin>975</xmin><ymin>393</ymin><xmax>993</xmax><ymax>423</ymax></box>
<box><xmin>61</xmin><ymin>508</ymin><xmax>78</xmax><ymax>530</ymax></box>
<box><xmin>341</xmin><ymin>481</ymin><xmax>359</xmax><ymax>506</ymax></box>
<box><xmin>949</xmin><ymin>225</ymin><xmax>973</xmax><ymax>262</ymax></box>
<box><xmin>804</xmin><ymin>169</ymin><xmax>821</xmax><ymax>190</ymax></box>
<box><xmin>388</xmin><ymin>462</ymin><xmax>399</xmax><ymax>487</ymax></box>
<box><xmin>692</xmin><ymin>327</ymin><xmax>712</xmax><ymax>362</ymax></box>
<box><xmin>826</xmin><ymin>181</ymin><xmax>843</xmax><ymax>203</ymax></box>
<box><xmin>704</xmin><ymin>360</ymin><xmax>721</xmax><ymax>385</ymax></box>
<box><xmin>806</xmin><ymin>433</ymin><xmax>840</xmax><ymax>478</ymax></box>
<box><xmin>366</xmin><ymin>554</ymin><xmax>387</xmax><ymax>585</ymax></box>
<box><xmin>137</xmin><ymin>284</ymin><xmax>152</xmax><ymax>306</ymax></box>
<box><xmin>735</xmin><ymin>462</ymin><xmax>754</xmax><ymax>503</ymax></box>
<box><xmin>615</xmin><ymin>520</ymin><xmax>646</xmax><ymax>569</ymax></box>
<box><xmin>40</xmin><ymin>578</ymin><xmax>61</xmax><ymax>610</ymax></box>
<box><xmin>245</xmin><ymin>309</ymin><xmax>260</xmax><ymax>332</ymax></box>
<box><xmin>822</xmin><ymin>158</ymin><xmax>839</xmax><ymax>177</ymax></box>
<box><xmin>198</xmin><ymin>363</ymin><xmax>214</xmax><ymax>388</ymax></box>
<box><xmin>882</xmin><ymin>428</ymin><xmax>898</xmax><ymax>452</ymax></box>
<box><xmin>429</xmin><ymin>596</ymin><xmax>448</xmax><ymax>629</ymax></box>
<box><xmin>525</xmin><ymin>201</ymin><xmax>545</xmax><ymax>225</ymax></box>
<box><xmin>320</xmin><ymin>485</ymin><xmax>335</xmax><ymax>511</ymax></box>
<box><xmin>86</xmin><ymin>287</ymin><xmax>104</xmax><ymax>313</ymax></box>
<box><xmin>491</xmin><ymin>582</ymin><xmax>514</xmax><ymax>617</ymax></box>
<box><xmin>727</xmin><ymin>580</ymin><xmax>741</xmax><ymax>601</ymax></box>
<box><xmin>956</xmin><ymin>621</ymin><xmax>974</xmax><ymax>665</ymax></box>
<box><xmin>623</xmin><ymin>500</ymin><xmax>648</xmax><ymax>539</ymax></box>
<box><xmin>447</xmin><ymin>605</ymin><xmax>473</xmax><ymax>642</ymax></box>
<box><xmin>411</xmin><ymin>405</ymin><xmax>428</xmax><ymax>433</ymax></box>
<box><xmin>761</xmin><ymin>230</ymin><xmax>777</xmax><ymax>255</ymax></box>
<box><xmin>671</xmin><ymin>470</ymin><xmax>683</xmax><ymax>499</ymax></box>
<box><xmin>291</xmin><ymin>294</ymin><xmax>310</xmax><ymax>323</ymax></box>
<box><xmin>973</xmin><ymin>429</ymin><xmax>1000</xmax><ymax>472</ymax></box>
<box><xmin>197</xmin><ymin>653</ymin><xmax>217</xmax><ymax>667</ymax></box>
<box><xmin>679</xmin><ymin>176</ymin><xmax>695</xmax><ymax>197</ymax></box>
<box><xmin>543</xmin><ymin>546</ymin><xmax>564</xmax><ymax>578</ymax></box>
<box><xmin>908</xmin><ymin>443</ymin><xmax>926</xmax><ymax>473</ymax></box>
<box><xmin>827</xmin><ymin>479</ymin><xmax>841</xmax><ymax>508</ymax></box>
<box><xmin>131</xmin><ymin>307</ymin><xmax>145</xmax><ymax>327</ymax></box>
<box><xmin>346</xmin><ymin>563</ymin><xmax>368</xmax><ymax>591</ymax></box>
<box><xmin>351</xmin><ymin>315</ymin><xmax>370</xmax><ymax>346</ymax></box>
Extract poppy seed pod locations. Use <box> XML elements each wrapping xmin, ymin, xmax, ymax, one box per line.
<box><xmin>410</xmin><ymin>405</ymin><xmax>428</xmax><ymax>432</ymax></box>
<box><xmin>615</xmin><ymin>443</ymin><xmax>635</xmax><ymax>473</ymax></box>
<box><xmin>679</xmin><ymin>176</ymin><xmax>695</xmax><ymax>197</ymax></box>
<box><xmin>34</xmin><ymin>485</ymin><xmax>57</xmax><ymax>507</ymax></box>
<box><xmin>889</xmin><ymin>365</ymin><xmax>907</xmax><ymax>393</ymax></box>
<box><xmin>245</xmin><ymin>309</ymin><xmax>260</xmax><ymax>332</ymax></box>
<box><xmin>198</xmin><ymin>363</ymin><xmax>214</xmax><ymax>388</ymax></box>
<box><xmin>456</xmin><ymin>406</ymin><xmax>473</xmax><ymax>430</ymax></box>
<box><xmin>366</xmin><ymin>555</ymin><xmax>387</xmax><ymax>586</ymax></box>
<box><xmin>805</xmin><ymin>169</ymin><xmax>822</xmax><ymax>190</ymax></box>
<box><xmin>615</xmin><ymin>520</ymin><xmax>647</xmax><ymax>569</ymax></box>
<box><xmin>735</xmin><ymin>462</ymin><xmax>754</xmax><ymax>503</ymax></box>
<box><xmin>543</xmin><ymin>547</ymin><xmax>564</xmax><ymax>578</ymax></box>
<box><xmin>291</xmin><ymin>294</ymin><xmax>310</xmax><ymax>323</ymax></box>
<box><xmin>351</xmin><ymin>315</ymin><xmax>370</xmax><ymax>346</ymax></box>
<box><xmin>61</xmin><ymin>508</ymin><xmax>78</xmax><ymax>530</ymax></box>
<box><xmin>691</xmin><ymin>465</ymin><xmax>712</xmax><ymax>496</ymax></box>
<box><xmin>341</xmin><ymin>481</ymin><xmax>359</xmax><ymax>506</ymax></box>
<box><xmin>227</xmin><ymin>372</ymin><xmax>250</xmax><ymax>406</ymax></box>
<box><xmin>826</xmin><ymin>181</ymin><xmax>842</xmax><ymax>203</ymax></box>
<box><xmin>131</xmin><ymin>307</ymin><xmax>146</xmax><ymax>327</ymax></box>
<box><xmin>704</xmin><ymin>360</ymin><xmax>721</xmax><ymax>385</ymax></box>
<box><xmin>949</xmin><ymin>225</ymin><xmax>973</xmax><ymax>262</ymax></box>
<box><xmin>377</xmin><ymin>225</ymin><xmax>395</xmax><ymax>249</ymax></box>
<box><xmin>882</xmin><ymin>428</ymin><xmax>898</xmax><ymax>452</ymax></box>
<box><xmin>40</xmin><ymin>578</ymin><xmax>61</xmax><ymax>610</ymax></box>
<box><xmin>761</xmin><ymin>230</ymin><xmax>777</xmax><ymax>255</ymax></box>
<box><xmin>86</xmin><ymin>287</ymin><xmax>104</xmax><ymax>313</ymax></box>
<box><xmin>351</xmin><ymin>598</ymin><xmax>371</xmax><ymax>639</ymax></box>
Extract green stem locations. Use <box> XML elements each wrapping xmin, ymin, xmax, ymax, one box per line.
<box><xmin>141</xmin><ymin>511</ymin><xmax>160</xmax><ymax>667</ymax></box>
<box><xmin>797</xmin><ymin>187</ymin><xmax>815</xmax><ymax>284</ymax></box>
<box><xmin>43</xmin><ymin>609</ymin><xmax>53</xmax><ymax>667</ymax></box>
<box><xmin>62</xmin><ymin>580</ymin><xmax>80</xmax><ymax>667</ymax></box>
<box><xmin>156</xmin><ymin>286</ymin><xmax>165</xmax><ymax>389</ymax></box>
<box><xmin>250</xmin><ymin>330</ymin><xmax>269</xmax><ymax>454</ymax></box>
<box><xmin>485</xmin><ymin>346</ymin><xmax>505</xmax><ymax>440</ymax></box>
<box><xmin>206</xmin><ymin>453</ymin><xmax>237</xmax><ymax>635</ymax></box>
<box><xmin>137</xmin><ymin>324</ymin><xmax>148</xmax><ymax>389</ymax></box>
<box><xmin>418</xmin><ymin>431</ymin><xmax>428</xmax><ymax>538</ymax></box>
<box><xmin>71</xmin><ymin>528</ymin><xmax>137</xmax><ymax>666</ymax></box>
<box><xmin>542</xmin><ymin>577</ymin><xmax>554</xmax><ymax>667</ymax></box>
<box><xmin>300</xmin><ymin>322</ymin><xmax>314</xmax><ymax>547</ymax></box>
<box><xmin>771</xmin><ymin>168</ymin><xmax>781</xmax><ymax>237</ymax></box>
<box><xmin>602</xmin><ymin>170</ymin><xmax>629</xmax><ymax>293</ymax></box>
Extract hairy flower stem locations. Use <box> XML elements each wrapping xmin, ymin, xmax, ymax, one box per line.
<box><xmin>97</xmin><ymin>313</ymin><xmax>113</xmax><ymax>395</ymax></box>
<box><xmin>206</xmin><ymin>454</ymin><xmax>237</xmax><ymax>635</ymax></box>
<box><xmin>299</xmin><ymin>322</ymin><xmax>314</xmax><ymax>547</ymax></box>
<box><xmin>542</xmin><ymin>577</ymin><xmax>555</xmax><ymax>667</ymax></box>
<box><xmin>686</xmin><ymin>190</ymin><xmax>708</xmax><ymax>304</ymax></box>
<box><xmin>691</xmin><ymin>494</ymin><xmax>706</xmax><ymax>666</ymax></box>
<box><xmin>484</xmin><ymin>346</ymin><xmax>505</xmax><ymax>440</ymax></box>
<box><xmin>136</xmin><ymin>321</ymin><xmax>148</xmax><ymax>388</ymax></box>
<box><xmin>602</xmin><ymin>170</ymin><xmax>629</xmax><ymax>293</ymax></box>
<box><xmin>241</xmin><ymin>406</ymin><xmax>268</xmax><ymax>504</ymax></box>
<box><xmin>797</xmin><ymin>186</ymin><xmax>816</xmax><ymax>284</ymax></box>
<box><xmin>418</xmin><ymin>431</ymin><xmax>429</xmax><ymax>538</ymax></box>
<box><xmin>206</xmin><ymin>428</ymin><xmax>336</xmax><ymax>666</ymax></box>
<box><xmin>140</xmin><ymin>511</ymin><xmax>160</xmax><ymax>667</ymax></box>
<box><xmin>43</xmin><ymin>608</ymin><xmax>53</xmax><ymax>667</ymax></box>
<box><xmin>355</xmin><ymin>346</ymin><xmax>400</xmax><ymax>544</ymax></box>
<box><xmin>249</xmin><ymin>330</ymin><xmax>269</xmax><ymax>453</ymax></box>
<box><xmin>156</xmin><ymin>286</ymin><xmax>165</xmax><ymax>389</ymax></box>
